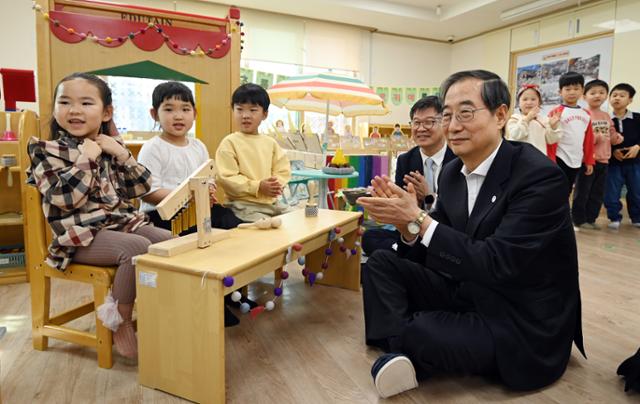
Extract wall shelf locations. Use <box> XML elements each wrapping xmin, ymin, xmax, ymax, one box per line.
<box><xmin>0</xmin><ymin>213</ymin><xmax>23</xmax><ymax>226</ymax></box>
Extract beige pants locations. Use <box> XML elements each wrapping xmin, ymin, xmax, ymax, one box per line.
<box><xmin>226</xmin><ymin>200</ymin><xmax>290</xmax><ymax>222</ymax></box>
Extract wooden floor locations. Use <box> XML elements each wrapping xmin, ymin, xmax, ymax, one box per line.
<box><xmin>1</xmin><ymin>220</ymin><xmax>639</xmax><ymax>403</ymax></box>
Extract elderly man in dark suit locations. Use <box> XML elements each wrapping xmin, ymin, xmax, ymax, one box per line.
<box><xmin>361</xmin><ymin>96</ymin><xmax>456</xmax><ymax>255</ymax></box>
<box><xmin>358</xmin><ymin>70</ymin><xmax>585</xmax><ymax>399</ymax></box>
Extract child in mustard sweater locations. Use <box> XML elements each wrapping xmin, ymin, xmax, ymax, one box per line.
<box><xmin>215</xmin><ymin>84</ymin><xmax>291</xmax><ymax>222</ymax></box>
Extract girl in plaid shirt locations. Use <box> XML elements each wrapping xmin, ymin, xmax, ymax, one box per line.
<box><xmin>27</xmin><ymin>73</ymin><xmax>172</xmax><ymax>360</ymax></box>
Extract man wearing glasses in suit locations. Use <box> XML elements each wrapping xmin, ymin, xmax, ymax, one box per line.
<box><xmin>359</xmin><ymin>70</ymin><xmax>585</xmax><ymax>399</ymax></box>
<box><xmin>361</xmin><ymin>96</ymin><xmax>456</xmax><ymax>256</ymax></box>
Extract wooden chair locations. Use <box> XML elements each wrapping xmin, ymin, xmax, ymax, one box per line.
<box><xmin>19</xmin><ymin>111</ymin><xmax>117</xmax><ymax>369</ymax></box>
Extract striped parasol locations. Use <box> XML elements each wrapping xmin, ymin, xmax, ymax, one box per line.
<box><xmin>268</xmin><ymin>73</ymin><xmax>388</xmax><ymax>118</ymax></box>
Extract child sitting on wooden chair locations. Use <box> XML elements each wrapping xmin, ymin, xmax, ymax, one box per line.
<box><xmin>137</xmin><ymin>81</ymin><xmax>242</xmax><ymax>232</ymax></box>
<box><xmin>215</xmin><ymin>84</ymin><xmax>291</xmax><ymax>222</ymax></box>
<box><xmin>27</xmin><ymin>73</ymin><xmax>173</xmax><ymax>360</ymax></box>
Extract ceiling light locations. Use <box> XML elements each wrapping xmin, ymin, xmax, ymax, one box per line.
<box><xmin>500</xmin><ymin>0</ymin><xmax>567</xmax><ymax>21</ymax></box>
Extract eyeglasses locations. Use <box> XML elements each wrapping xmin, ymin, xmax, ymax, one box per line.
<box><xmin>410</xmin><ymin>118</ymin><xmax>441</xmax><ymax>130</ymax></box>
<box><xmin>441</xmin><ymin>107</ymin><xmax>487</xmax><ymax>125</ymax></box>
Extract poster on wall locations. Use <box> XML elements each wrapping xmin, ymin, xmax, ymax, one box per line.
<box><xmin>391</xmin><ymin>87</ymin><xmax>403</xmax><ymax>106</ymax></box>
<box><xmin>256</xmin><ymin>71</ymin><xmax>274</xmax><ymax>89</ymax></box>
<box><xmin>240</xmin><ymin>68</ymin><xmax>254</xmax><ymax>84</ymax></box>
<box><xmin>405</xmin><ymin>88</ymin><xmax>417</xmax><ymax>105</ymax></box>
<box><xmin>375</xmin><ymin>87</ymin><xmax>389</xmax><ymax>103</ymax></box>
<box><xmin>513</xmin><ymin>36</ymin><xmax>613</xmax><ymax>110</ymax></box>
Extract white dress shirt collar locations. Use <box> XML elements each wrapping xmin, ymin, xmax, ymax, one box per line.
<box><xmin>460</xmin><ymin>140</ymin><xmax>502</xmax><ymax>178</ymax></box>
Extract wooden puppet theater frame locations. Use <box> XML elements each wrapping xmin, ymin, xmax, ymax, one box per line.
<box><xmin>33</xmin><ymin>0</ymin><xmax>242</xmax><ymax>154</ymax></box>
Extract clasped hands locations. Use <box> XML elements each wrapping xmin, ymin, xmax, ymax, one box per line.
<box><xmin>79</xmin><ymin>134</ymin><xmax>129</xmax><ymax>162</ymax></box>
<box><xmin>357</xmin><ymin>175</ymin><xmax>430</xmax><ymax>241</ymax></box>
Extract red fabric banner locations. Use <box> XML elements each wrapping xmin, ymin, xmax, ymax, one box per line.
<box><xmin>49</xmin><ymin>10</ymin><xmax>231</xmax><ymax>58</ymax></box>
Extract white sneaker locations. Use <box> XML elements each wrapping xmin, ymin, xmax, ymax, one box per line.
<box><xmin>608</xmin><ymin>221</ymin><xmax>621</xmax><ymax>230</ymax></box>
<box><xmin>371</xmin><ymin>354</ymin><xmax>419</xmax><ymax>398</ymax></box>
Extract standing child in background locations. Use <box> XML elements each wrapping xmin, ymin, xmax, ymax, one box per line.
<box><xmin>27</xmin><ymin>73</ymin><xmax>173</xmax><ymax>360</ymax></box>
<box><xmin>572</xmin><ymin>79</ymin><xmax>624</xmax><ymax>230</ymax></box>
<box><xmin>547</xmin><ymin>71</ymin><xmax>595</xmax><ymax>197</ymax></box>
<box><xmin>604</xmin><ymin>83</ymin><xmax>640</xmax><ymax>229</ymax></box>
<box><xmin>137</xmin><ymin>81</ymin><xmax>243</xmax><ymax>232</ymax></box>
<box><xmin>370</xmin><ymin>126</ymin><xmax>381</xmax><ymax>138</ymax></box>
<box><xmin>216</xmin><ymin>83</ymin><xmax>291</xmax><ymax>222</ymax></box>
<box><xmin>506</xmin><ymin>84</ymin><xmax>562</xmax><ymax>155</ymax></box>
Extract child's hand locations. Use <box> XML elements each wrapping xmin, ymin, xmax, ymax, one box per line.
<box><xmin>613</xmin><ymin>148</ymin><xmax>626</xmax><ymax>161</ymax></box>
<box><xmin>623</xmin><ymin>144</ymin><xmax>639</xmax><ymax>159</ymax></box>
<box><xmin>208</xmin><ymin>180</ymin><xmax>218</xmax><ymax>207</ymax></box>
<box><xmin>585</xmin><ymin>165</ymin><xmax>594</xmax><ymax>176</ymax></box>
<box><xmin>79</xmin><ymin>138</ymin><xmax>102</xmax><ymax>160</ymax></box>
<box><xmin>96</xmin><ymin>134</ymin><xmax>128</xmax><ymax>160</ymax></box>
<box><xmin>549</xmin><ymin>110</ymin><xmax>562</xmax><ymax>129</ymax></box>
<box><xmin>259</xmin><ymin>177</ymin><xmax>283</xmax><ymax>197</ymax></box>
<box><xmin>525</xmin><ymin>107</ymin><xmax>540</xmax><ymax>122</ymax></box>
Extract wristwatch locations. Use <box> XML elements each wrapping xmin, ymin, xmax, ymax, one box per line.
<box><xmin>407</xmin><ymin>210</ymin><xmax>428</xmax><ymax>236</ymax></box>
<box><xmin>424</xmin><ymin>193</ymin><xmax>435</xmax><ymax>206</ymax></box>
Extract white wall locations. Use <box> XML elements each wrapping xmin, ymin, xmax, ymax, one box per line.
<box><xmin>610</xmin><ymin>0</ymin><xmax>640</xmax><ymax>98</ymax></box>
<box><xmin>370</xmin><ymin>33</ymin><xmax>451</xmax><ymax>124</ymax></box>
<box><xmin>0</xmin><ymin>0</ymin><xmax>38</xmax><ymax>111</ymax></box>
<box><xmin>450</xmin><ymin>29</ymin><xmax>511</xmax><ymax>82</ymax></box>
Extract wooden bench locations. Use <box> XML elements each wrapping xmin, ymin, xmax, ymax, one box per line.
<box><xmin>135</xmin><ymin>209</ymin><xmax>362</xmax><ymax>403</ymax></box>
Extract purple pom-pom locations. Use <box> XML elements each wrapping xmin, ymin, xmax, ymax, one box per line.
<box><xmin>281</xmin><ymin>270</ymin><xmax>290</xmax><ymax>280</ymax></box>
<box><xmin>321</xmin><ymin>262</ymin><xmax>329</xmax><ymax>270</ymax></box>
<box><xmin>222</xmin><ymin>276</ymin><xmax>234</xmax><ymax>287</ymax></box>
<box><xmin>308</xmin><ymin>272</ymin><xmax>316</xmax><ymax>285</ymax></box>
<box><xmin>351</xmin><ymin>249</ymin><xmax>357</xmax><ymax>255</ymax></box>
<box><xmin>325</xmin><ymin>248</ymin><xmax>333</xmax><ymax>256</ymax></box>
<box><xmin>274</xmin><ymin>287</ymin><xmax>283</xmax><ymax>297</ymax></box>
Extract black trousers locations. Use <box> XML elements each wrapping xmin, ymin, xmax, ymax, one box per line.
<box><xmin>557</xmin><ymin>157</ymin><xmax>580</xmax><ymax>197</ymax></box>
<box><xmin>361</xmin><ymin>228</ymin><xmax>400</xmax><ymax>256</ymax></box>
<box><xmin>572</xmin><ymin>162</ymin><xmax>608</xmax><ymax>225</ymax></box>
<box><xmin>147</xmin><ymin>204</ymin><xmax>244</xmax><ymax>234</ymax></box>
<box><xmin>362</xmin><ymin>250</ymin><xmax>497</xmax><ymax>378</ymax></box>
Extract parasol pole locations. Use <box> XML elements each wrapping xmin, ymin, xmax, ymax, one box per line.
<box><xmin>322</xmin><ymin>99</ymin><xmax>330</xmax><ymax>159</ymax></box>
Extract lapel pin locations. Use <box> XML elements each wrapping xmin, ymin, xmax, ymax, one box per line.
<box><xmin>491</xmin><ymin>195</ymin><xmax>496</xmax><ymax>203</ymax></box>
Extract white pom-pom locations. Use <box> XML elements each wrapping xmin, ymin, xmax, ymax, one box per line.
<box><xmin>337</xmin><ymin>237</ymin><xmax>345</xmax><ymax>244</ymax></box>
<box><xmin>316</xmin><ymin>272</ymin><xmax>324</xmax><ymax>280</ymax></box>
<box><xmin>231</xmin><ymin>291</ymin><xmax>242</xmax><ymax>302</ymax></box>
<box><xmin>240</xmin><ymin>302</ymin><xmax>251</xmax><ymax>313</ymax></box>
<box><xmin>355</xmin><ymin>241</ymin><xmax>361</xmax><ymax>247</ymax></box>
<box><xmin>96</xmin><ymin>292</ymin><xmax>123</xmax><ymax>332</ymax></box>
<box><xmin>265</xmin><ymin>301</ymin><xmax>275</xmax><ymax>311</ymax></box>
<box><xmin>270</xmin><ymin>217</ymin><xmax>282</xmax><ymax>228</ymax></box>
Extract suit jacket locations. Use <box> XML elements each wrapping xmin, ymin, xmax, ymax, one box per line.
<box><xmin>395</xmin><ymin>145</ymin><xmax>456</xmax><ymax>204</ymax></box>
<box><xmin>400</xmin><ymin>140</ymin><xmax>585</xmax><ymax>391</ymax></box>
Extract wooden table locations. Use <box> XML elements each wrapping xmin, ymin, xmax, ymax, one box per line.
<box><xmin>135</xmin><ymin>209</ymin><xmax>362</xmax><ymax>403</ymax></box>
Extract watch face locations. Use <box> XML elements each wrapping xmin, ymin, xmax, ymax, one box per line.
<box><xmin>424</xmin><ymin>194</ymin><xmax>435</xmax><ymax>205</ymax></box>
<box><xmin>408</xmin><ymin>221</ymin><xmax>420</xmax><ymax>235</ymax></box>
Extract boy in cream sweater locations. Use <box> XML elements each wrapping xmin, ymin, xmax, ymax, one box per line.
<box><xmin>216</xmin><ymin>84</ymin><xmax>291</xmax><ymax>222</ymax></box>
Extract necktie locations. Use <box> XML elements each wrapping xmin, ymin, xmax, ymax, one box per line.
<box><xmin>425</xmin><ymin>157</ymin><xmax>435</xmax><ymax>194</ymax></box>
